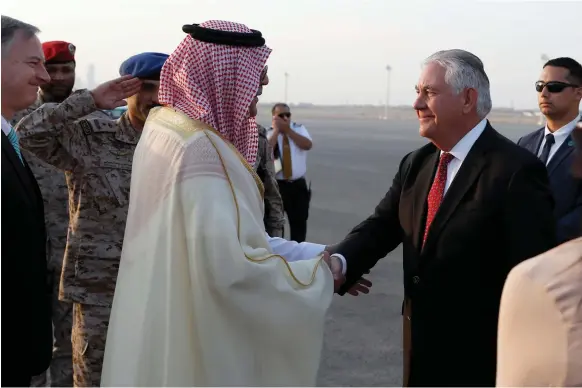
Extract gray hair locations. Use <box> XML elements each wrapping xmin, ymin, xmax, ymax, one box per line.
<box><xmin>423</xmin><ymin>49</ymin><xmax>492</xmax><ymax>118</ymax></box>
<box><xmin>1</xmin><ymin>15</ymin><xmax>40</xmax><ymax>58</ymax></box>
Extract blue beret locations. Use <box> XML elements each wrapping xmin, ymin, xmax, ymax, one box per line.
<box><xmin>119</xmin><ymin>52</ymin><xmax>169</xmax><ymax>80</ymax></box>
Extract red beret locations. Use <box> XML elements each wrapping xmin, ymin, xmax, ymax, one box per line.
<box><xmin>42</xmin><ymin>41</ymin><xmax>76</xmax><ymax>64</ymax></box>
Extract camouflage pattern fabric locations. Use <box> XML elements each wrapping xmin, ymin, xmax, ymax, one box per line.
<box><xmin>15</xmin><ymin>90</ymin><xmax>140</xmax><ymax>386</ymax></box>
<box><xmin>255</xmin><ymin>124</ymin><xmax>285</xmax><ymax>237</ymax></box>
<box><xmin>29</xmin><ymin>245</ymin><xmax>74</xmax><ymax>387</ymax></box>
<box><xmin>16</xmin><ymin>90</ymin><xmax>140</xmax><ymax>306</ymax></box>
<box><xmin>11</xmin><ymin>94</ymin><xmax>43</xmax><ymax>125</ymax></box>
<box><xmin>71</xmin><ymin>303</ymin><xmax>110</xmax><ymax>387</ymax></box>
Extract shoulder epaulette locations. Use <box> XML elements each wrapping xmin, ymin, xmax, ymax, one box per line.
<box><xmin>257</xmin><ymin>124</ymin><xmax>267</xmax><ymax>137</ymax></box>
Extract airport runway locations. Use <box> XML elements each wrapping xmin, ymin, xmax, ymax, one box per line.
<box><xmin>257</xmin><ymin>115</ymin><xmax>536</xmax><ymax>386</ymax></box>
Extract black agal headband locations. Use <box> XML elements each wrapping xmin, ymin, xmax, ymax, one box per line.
<box><xmin>182</xmin><ymin>24</ymin><xmax>265</xmax><ymax>47</ymax></box>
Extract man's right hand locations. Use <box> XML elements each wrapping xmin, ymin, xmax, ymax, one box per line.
<box><xmin>323</xmin><ymin>251</ymin><xmax>374</xmax><ymax>295</ymax></box>
<box><xmin>347</xmin><ymin>276</ymin><xmax>373</xmax><ymax>296</ymax></box>
<box><xmin>322</xmin><ymin>252</ymin><xmax>345</xmax><ymax>292</ymax></box>
<box><xmin>91</xmin><ymin>75</ymin><xmax>142</xmax><ymax>110</ymax></box>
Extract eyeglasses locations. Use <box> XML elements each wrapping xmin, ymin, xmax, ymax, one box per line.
<box><xmin>260</xmin><ymin>65</ymin><xmax>268</xmax><ymax>82</ymax></box>
<box><xmin>535</xmin><ymin>81</ymin><xmax>580</xmax><ymax>93</ymax></box>
<box><xmin>278</xmin><ymin>112</ymin><xmax>291</xmax><ymax>119</ymax></box>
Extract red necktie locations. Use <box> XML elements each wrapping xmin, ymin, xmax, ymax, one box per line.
<box><xmin>423</xmin><ymin>152</ymin><xmax>455</xmax><ymax>245</ymax></box>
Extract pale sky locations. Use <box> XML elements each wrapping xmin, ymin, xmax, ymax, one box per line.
<box><xmin>2</xmin><ymin>0</ymin><xmax>581</xmax><ymax>109</ymax></box>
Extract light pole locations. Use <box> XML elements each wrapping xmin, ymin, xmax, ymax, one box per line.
<box><xmin>284</xmin><ymin>72</ymin><xmax>289</xmax><ymax>103</ymax></box>
<box><xmin>541</xmin><ymin>53</ymin><xmax>550</xmax><ymax>65</ymax></box>
<box><xmin>385</xmin><ymin>65</ymin><xmax>392</xmax><ymax>120</ymax></box>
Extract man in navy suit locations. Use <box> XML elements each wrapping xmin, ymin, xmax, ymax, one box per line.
<box><xmin>518</xmin><ymin>57</ymin><xmax>582</xmax><ymax>243</ymax></box>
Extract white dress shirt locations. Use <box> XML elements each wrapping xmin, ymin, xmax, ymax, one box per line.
<box><xmin>332</xmin><ymin>118</ymin><xmax>489</xmax><ymax>275</ymax></box>
<box><xmin>266</xmin><ymin>234</ymin><xmax>347</xmax><ymax>270</ymax></box>
<box><xmin>267</xmin><ymin>123</ymin><xmax>312</xmax><ymax>181</ymax></box>
<box><xmin>266</xmin><ymin>234</ymin><xmax>325</xmax><ymax>262</ymax></box>
<box><xmin>441</xmin><ymin>118</ymin><xmax>488</xmax><ymax>193</ymax></box>
<box><xmin>1</xmin><ymin>115</ymin><xmax>12</xmax><ymax>135</ymax></box>
<box><xmin>537</xmin><ymin>114</ymin><xmax>580</xmax><ymax>165</ymax></box>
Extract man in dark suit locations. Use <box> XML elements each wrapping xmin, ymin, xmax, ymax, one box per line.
<box><xmin>326</xmin><ymin>50</ymin><xmax>557</xmax><ymax>387</ymax></box>
<box><xmin>517</xmin><ymin>57</ymin><xmax>582</xmax><ymax>243</ymax></box>
<box><xmin>1</xmin><ymin>15</ymin><xmax>53</xmax><ymax>386</ymax></box>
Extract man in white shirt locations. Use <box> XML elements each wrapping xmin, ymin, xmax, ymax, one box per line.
<box><xmin>517</xmin><ymin>57</ymin><xmax>582</xmax><ymax>243</ymax></box>
<box><xmin>268</xmin><ymin>103</ymin><xmax>313</xmax><ymax>242</ymax></box>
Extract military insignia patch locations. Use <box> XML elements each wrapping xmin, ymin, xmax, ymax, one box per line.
<box><xmin>68</xmin><ymin>43</ymin><xmax>76</xmax><ymax>55</ymax></box>
<box><xmin>79</xmin><ymin>120</ymin><xmax>92</xmax><ymax>136</ymax></box>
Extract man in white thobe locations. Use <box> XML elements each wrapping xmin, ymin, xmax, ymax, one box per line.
<box><xmin>101</xmin><ymin>20</ymin><xmax>343</xmax><ymax>387</ymax></box>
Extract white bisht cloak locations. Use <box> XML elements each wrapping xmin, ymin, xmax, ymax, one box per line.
<box><xmin>100</xmin><ymin>107</ymin><xmax>334</xmax><ymax>387</ymax></box>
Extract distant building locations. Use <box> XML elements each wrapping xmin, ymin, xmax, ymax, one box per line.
<box><xmin>75</xmin><ymin>77</ymin><xmax>85</xmax><ymax>90</ymax></box>
<box><xmin>87</xmin><ymin>64</ymin><xmax>96</xmax><ymax>89</ymax></box>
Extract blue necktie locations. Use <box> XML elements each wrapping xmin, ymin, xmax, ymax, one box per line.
<box><xmin>7</xmin><ymin>127</ymin><xmax>23</xmax><ymax>164</ymax></box>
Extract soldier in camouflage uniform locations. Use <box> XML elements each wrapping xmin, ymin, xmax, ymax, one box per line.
<box><xmin>256</xmin><ymin>123</ymin><xmax>285</xmax><ymax>237</ymax></box>
<box><xmin>15</xmin><ymin>53</ymin><xmax>166</xmax><ymax>387</ymax></box>
<box><xmin>253</xmin><ymin>66</ymin><xmax>285</xmax><ymax>237</ymax></box>
<box><xmin>11</xmin><ymin>40</ymin><xmax>99</xmax><ymax>388</ymax></box>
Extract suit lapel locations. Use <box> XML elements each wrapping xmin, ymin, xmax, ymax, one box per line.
<box><xmin>422</xmin><ymin>125</ymin><xmax>494</xmax><ymax>253</ymax></box>
<box><xmin>2</xmin><ymin>133</ymin><xmax>38</xmax><ymax>208</ymax></box>
<box><xmin>411</xmin><ymin>148</ymin><xmax>439</xmax><ymax>252</ymax></box>
<box><xmin>547</xmin><ymin>135</ymin><xmax>574</xmax><ymax>175</ymax></box>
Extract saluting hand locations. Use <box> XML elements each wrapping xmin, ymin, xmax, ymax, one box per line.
<box><xmin>91</xmin><ymin>75</ymin><xmax>143</xmax><ymax>110</ymax></box>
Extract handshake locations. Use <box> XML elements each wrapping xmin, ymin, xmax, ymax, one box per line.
<box><xmin>321</xmin><ymin>251</ymin><xmax>373</xmax><ymax>296</ymax></box>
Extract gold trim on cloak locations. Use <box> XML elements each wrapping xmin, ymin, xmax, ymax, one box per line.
<box><xmin>150</xmin><ymin>107</ymin><xmax>265</xmax><ymax>198</ymax></box>
<box><xmin>150</xmin><ymin>107</ymin><xmax>325</xmax><ymax>288</ymax></box>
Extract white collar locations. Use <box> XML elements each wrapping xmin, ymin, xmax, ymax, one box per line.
<box><xmin>441</xmin><ymin>118</ymin><xmax>488</xmax><ymax>161</ymax></box>
<box><xmin>1</xmin><ymin>115</ymin><xmax>12</xmax><ymax>136</ymax></box>
<box><xmin>544</xmin><ymin>114</ymin><xmax>581</xmax><ymax>139</ymax></box>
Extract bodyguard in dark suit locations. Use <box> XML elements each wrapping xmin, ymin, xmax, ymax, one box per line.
<box><xmin>1</xmin><ymin>15</ymin><xmax>53</xmax><ymax>386</ymax></box>
<box><xmin>518</xmin><ymin>57</ymin><xmax>582</xmax><ymax>243</ymax></box>
<box><xmin>327</xmin><ymin>50</ymin><xmax>556</xmax><ymax>387</ymax></box>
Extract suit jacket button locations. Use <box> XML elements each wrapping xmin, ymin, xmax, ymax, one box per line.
<box><xmin>413</xmin><ymin>276</ymin><xmax>420</xmax><ymax>284</ymax></box>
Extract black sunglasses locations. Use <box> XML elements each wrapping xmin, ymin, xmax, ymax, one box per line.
<box><xmin>535</xmin><ymin>81</ymin><xmax>580</xmax><ymax>93</ymax></box>
<box><xmin>278</xmin><ymin>112</ymin><xmax>291</xmax><ymax>119</ymax></box>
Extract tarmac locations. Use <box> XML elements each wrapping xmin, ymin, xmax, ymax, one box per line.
<box><xmin>255</xmin><ymin>114</ymin><xmax>536</xmax><ymax>386</ymax></box>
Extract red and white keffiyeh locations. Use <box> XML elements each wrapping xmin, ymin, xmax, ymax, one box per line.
<box><xmin>159</xmin><ymin>20</ymin><xmax>271</xmax><ymax>165</ymax></box>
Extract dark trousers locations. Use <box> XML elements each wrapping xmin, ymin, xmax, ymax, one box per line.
<box><xmin>277</xmin><ymin>177</ymin><xmax>310</xmax><ymax>243</ymax></box>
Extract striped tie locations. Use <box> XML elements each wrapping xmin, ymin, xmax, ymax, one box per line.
<box><xmin>7</xmin><ymin>127</ymin><xmax>23</xmax><ymax>164</ymax></box>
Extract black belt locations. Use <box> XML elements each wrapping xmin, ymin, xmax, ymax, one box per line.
<box><xmin>277</xmin><ymin>176</ymin><xmax>305</xmax><ymax>184</ymax></box>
